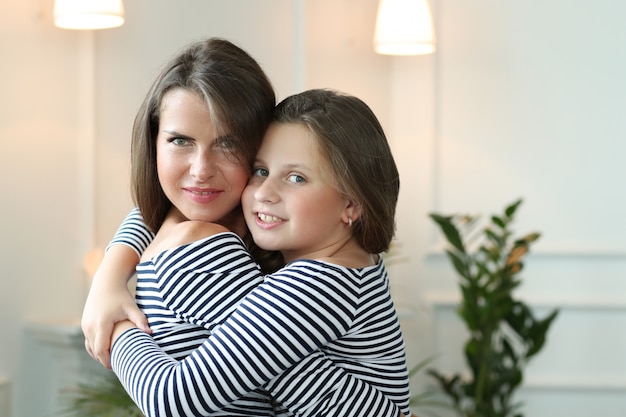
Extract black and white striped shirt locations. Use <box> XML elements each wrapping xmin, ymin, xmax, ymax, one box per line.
<box><xmin>110</xmin><ymin>209</ymin><xmax>411</xmax><ymax>417</ymax></box>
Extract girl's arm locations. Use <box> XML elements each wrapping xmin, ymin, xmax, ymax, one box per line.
<box><xmin>112</xmin><ymin>324</ymin><xmax>403</xmax><ymax>417</ymax></box>
<box><xmin>111</xmin><ymin>261</ymin><xmax>406</xmax><ymax>417</ymax></box>
<box><xmin>145</xmin><ymin>226</ymin><xmax>405</xmax><ymax>416</ymax></box>
<box><xmin>268</xmin><ymin>350</ymin><xmax>405</xmax><ymax>417</ymax></box>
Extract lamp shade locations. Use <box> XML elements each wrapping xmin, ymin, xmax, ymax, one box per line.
<box><xmin>54</xmin><ymin>0</ymin><xmax>125</xmax><ymax>30</ymax></box>
<box><xmin>374</xmin><ymin>0</ymin><xmax>435</xmax><ymax>55</ymax></box>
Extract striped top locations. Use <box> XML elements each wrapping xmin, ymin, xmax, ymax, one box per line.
<box><xmin>110</xmin><ymin>209</ymin><xmax>275</xmax><ymax>416</ymax></box>
<box><xmin>107</xmin><ymin>208</ymin><xmax>155</xmax><ymax>257</ymax></box>
<box><xmin>109</xmin><ymin>209</ymin><xmax>411</xmax><ymax>417</ymax></box>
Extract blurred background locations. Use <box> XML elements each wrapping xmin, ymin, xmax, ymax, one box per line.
<box><xmin>1</xmin><ymin>0</ymin><xmax>625</xmax><ymax>416</ymax></box>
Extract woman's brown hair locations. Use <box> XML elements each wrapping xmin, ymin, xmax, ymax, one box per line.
<box><xmin>131</xmin><ymin>37</ymin><xmax>275</xmax><ymax>232</ymax></box>
<box><xmin>130</xmin><ymin>37</ymin><xmax>282</xmax><ymax>272</ymax></box>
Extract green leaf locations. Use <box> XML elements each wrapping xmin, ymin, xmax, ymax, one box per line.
<box><xmin>430</xmin><ymin>213</ymin><xmax>466</xmax><ymax>254</ymax></box>
<box><xmin>485</xmin><ymin>228</ymin><xmax>505</xmax><ymax>248</ymax></box>
<box><xmin>459</xmin><ymin>285</ymin><xmax>480</xmax><ymax>331</ymax></box>
<box><xmin>520</xmin><ymin>232</ymin><xmax>541</xmax><ymax>244</ymax></box>
<box><xmin>491</xmin><ymin>215</ymin><xmax>506</xmax><ymax>229</ymax></box>
<box><xmin>445</xmin><ymin>249</ymin><xmax>471</xmax><ymax>279</ymax></box>
<box><xmin>504</xmin><ymin>199</ymin><xmax>523</xmax><ymax>218</ymax></box>
<box><xmin>526</xmin><ymin>309</ymin><xmax>559</xmax><ymax>358</ymax></box>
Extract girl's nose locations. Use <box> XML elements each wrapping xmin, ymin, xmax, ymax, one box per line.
<box><xmin>253</xmin><ymin>176</ymin><xmax>279</xmax><ymax>204</ymax></box>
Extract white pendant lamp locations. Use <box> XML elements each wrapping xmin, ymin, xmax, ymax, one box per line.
<box><xmin>54</xmin><ymin>0</ymin><xmax>125</xmax><ymax>30</ymax></box>
<box><xmin>374</xmin><ymin>0</ymin><xmax>435</xmax><ymax>55</ymax></box>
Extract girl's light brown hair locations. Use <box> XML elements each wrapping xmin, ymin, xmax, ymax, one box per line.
<box><xmin>273</xmin><ymin>89</ymin><xmax>400</xmax><ymax>254</ymax></box>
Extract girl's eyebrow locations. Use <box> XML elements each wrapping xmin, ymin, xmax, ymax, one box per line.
<box><xmin>284</xmin><ymin>163</ymin><xmax>306</xmax><ymax>170</ymax></box>
<box><xmin>253</xmin><ymin>161</ymin><xmax>311</xmax><ymax>173</ymax></box>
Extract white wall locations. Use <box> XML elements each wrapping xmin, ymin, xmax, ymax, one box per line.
<box><xmin>388</xmin><ymin>1</ymin><xmax>626</xmax><ymax>416</ymax></box>
<box><xmin>91</xmin><ymin>0</ymin><xmax>297</xmax><ymax>242</ymax></box>
<box><xmin>90</xmin><ymin>0</ymin><xmax>390</xmax><ymax>243</ymax></box>
<box><xmin>0</xmin><ymin>1</ymin><xmax>94</xmax><ymax>415</ymax></box>
<box><xmin>2</xmin><ymin>0</ymin><xmax>625</xmax><ymax>416</ymax></box>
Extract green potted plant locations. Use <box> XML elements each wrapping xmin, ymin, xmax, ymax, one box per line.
<box><xmin>427</xmin><ymin>199</ymin><xmax>559</xmax><ymax>417</ymax></box>
<box><xmin>60</xmin><ymin>372</ymin><xmax>143</xmax><ymax>417</ymax></box>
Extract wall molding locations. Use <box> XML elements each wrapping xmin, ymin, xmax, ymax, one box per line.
<box><xmin>425</xmin><ymin>244</ymin><xmax>626</xmax><ymax>259</ymax></box>
<box><xmin>522</xmin><ymin>375</ymin><xmax>626</xmax><ymax>392</ymax></box>
<box><xmin>423</xmin><ymin>291</ymin><xmax>626</xmax><ymax>311</ymax></box>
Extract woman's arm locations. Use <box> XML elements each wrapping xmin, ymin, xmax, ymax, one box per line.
<box><xmin>82</xmin><ymin>244</ymin><xmax>150</xmax><ymax>368</ymax></box>
<box><xmin>82</xmin><ymin>208</ymin><xmax>155</xmax><ymax>368</ymax></box>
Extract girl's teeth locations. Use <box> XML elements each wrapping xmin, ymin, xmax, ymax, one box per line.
<box><xmin>258</xmin><ymin>213</ymin><xmax>281</xmax><ymax>223</ymax></box>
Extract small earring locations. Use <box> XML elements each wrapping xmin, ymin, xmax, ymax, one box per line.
<box><xmin>348</xmin><ymin>217</ymin><xmax>353</xmax><ymax>228</ymax></box>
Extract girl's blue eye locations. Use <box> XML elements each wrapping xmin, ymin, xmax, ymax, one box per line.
<box><xmin>253</xmin><ymin>167</ymin><xmax>269</xmax><ymax>177</ymax></box>
<box><xmin>288</xmin><ymin>174</ymin><xmax>306</xmax><ymax>184</ymax></box>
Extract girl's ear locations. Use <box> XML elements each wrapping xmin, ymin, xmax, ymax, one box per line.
<box><xmin>342</xmin><ymin>199</ymin><xmax>363</xmax><ymax>226</ymax></box>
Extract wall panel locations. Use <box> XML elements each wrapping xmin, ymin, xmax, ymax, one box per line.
<box><xmin>393</xmin><ymin>1</ymin><xmax>626</xmax><ymax>415</ymax></box>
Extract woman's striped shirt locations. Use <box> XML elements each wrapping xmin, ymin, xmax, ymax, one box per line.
<box><xmin>110</xmin><ymin>209</ymin><xmax>274</xmax><ymax>416</ymax></box>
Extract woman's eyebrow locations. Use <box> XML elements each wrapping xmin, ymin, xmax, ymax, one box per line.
<box><xmin>214</xmin><ymin>134</ymin><xmax>234</xmax><ymax>141</ymax></box>
<box><xmin>162</xmin><ymin>129</ymin><xmax>192</xmax><ymax>139</ymax></box>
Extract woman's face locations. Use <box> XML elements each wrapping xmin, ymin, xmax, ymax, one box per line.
<box><xmin>156</xmin><ymin>88</ymin><xmax>249</xmax><ymax>228</ymax></box>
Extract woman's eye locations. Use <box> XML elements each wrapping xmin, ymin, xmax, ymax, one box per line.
<box><xmin>215</xmin><ymin>136</ymin><xmax>235</xmax><ymax>149</ymax></box>
<box><xmin>170</xmin><ymin>137</ymin><xmax>189</xmax><ymax>146</ymax></box>
<box><xmin>287</xmin><ymin>174</ymin><xmax>306</xmax><ymax>184</ymax></box>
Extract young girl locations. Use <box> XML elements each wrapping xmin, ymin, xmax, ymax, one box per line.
<box><xmin>109</xmin><ymin>89</ymin><xmax>412</xmax><ymax>416</ymax></box>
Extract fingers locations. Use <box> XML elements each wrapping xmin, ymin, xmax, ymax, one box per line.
<box><xmin>84</xmin><ymin>337</ymin><xmax>94</xmax><ymax>359</ymax></box>
<box><xmin>127</xmin><ymin>307</ymin><xmax>152</xmax><ymax>335</ymax></box>
<box><xmin>81</xmin><ymin>301</ymin><xmax>150</xmax><ymax>370</ymax></box>
<box><xmin>83</xmin><ymin>323</ymin><xmax>111</xmax><ymax>368</ymax></box>
<box><xmin>93</xmin><ymin>321</ymin><xmax>113</xmax><ymax>369</ymax></box>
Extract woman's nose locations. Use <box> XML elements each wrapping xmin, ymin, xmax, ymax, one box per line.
<box><xmin>189</xmin><ymin>151</ymin><xmax>216</xmax><ymax>181</ymax></box>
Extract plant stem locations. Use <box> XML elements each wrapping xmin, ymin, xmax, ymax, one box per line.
<box><xmin>474</xmin><ymin>313</ymin><xmax>496</xmax><ymax>412</ymax></box>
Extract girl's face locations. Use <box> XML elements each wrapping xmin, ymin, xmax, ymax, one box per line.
<box><xmin>156</xmin><ymin>88</ymin><xmax>248</xmax><ymax>229</ymax></box>
<box><xmin>242</xmin><ymin>122</ymin><xmax>354</xmax><ymax>263</ymax></box>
